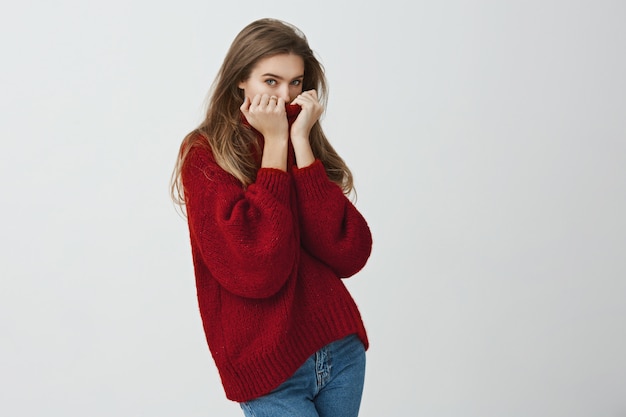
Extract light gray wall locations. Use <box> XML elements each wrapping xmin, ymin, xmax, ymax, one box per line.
<box><xmin>1</xmin><ymin>1</ymin><xmax>624</xmax><ymax>416</ymax></box>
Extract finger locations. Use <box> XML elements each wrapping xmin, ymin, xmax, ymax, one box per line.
<box><xmin>262</xmin><ymin>94</ymin><xmax>277</xmax><ymax>105</ymax></box>
<box><xmin>292</xmin><ymin>97</ymin><xmax>312</xmax><ymax>109</ymax></box>
<box><xmin>240</xmin><ymin>96</ymin><xmax>250</xmax><ymax>112</ymax></box>
<box><xmin>293</xmin><ymin>91</ymin><xmax>318</xmax><ymax>105</ymax></box>
<box><xmin>301</xmin><ymin>89</ymin><xmax>318</xmax><ymax>99</ymax></box>
<box><xmin>251</xmin><ymin>94</ymin><xmax>262</xmax><ymax>107</ymax></box>
<box><xmin>291</xmin><ymin>94</ymin><xmax>308</xmax><ymax>105</ymax></box>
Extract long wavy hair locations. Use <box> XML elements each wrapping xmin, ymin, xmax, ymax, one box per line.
<box><xmin>171</xmin><ymin>18</ymin><xmax>354</xmax><ymax>209</ymax></box>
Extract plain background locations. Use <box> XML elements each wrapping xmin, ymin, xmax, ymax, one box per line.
<box><xmin>1</xmin><ymin>1</ymin><xmax>625</xmax><ymax>416</ymax></box>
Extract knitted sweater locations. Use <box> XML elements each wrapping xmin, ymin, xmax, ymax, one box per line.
<box><xmin>181</xmin><ymin>106</ymin><xmax>372</xmax><ymax>402</ymax></box>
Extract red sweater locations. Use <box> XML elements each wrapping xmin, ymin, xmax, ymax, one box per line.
<box><xmin>181</xmin><ymin>108</ymin><xmax>372</xmax><ymax>402</ymax></box>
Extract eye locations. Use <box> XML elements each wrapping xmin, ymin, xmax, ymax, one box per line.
<box><xmin>291</xmin><ymin>79</ymin><xmax>302</xmax><ymax>86</ymax></box>
<box><xmin>265</xmin><ymin>79</ymin><xmax>277</xmax><ymax>86</ymax></box>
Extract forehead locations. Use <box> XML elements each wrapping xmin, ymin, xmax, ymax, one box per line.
<box><xmin>250</xmin><ymin>53</ymin><xmax>304</xmax><ymax>76</ymax></box>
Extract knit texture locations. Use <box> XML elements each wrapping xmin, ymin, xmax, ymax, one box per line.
<box><xmin>181</xmin><ymin>106</ymin><xmax>372</xmax><ymax>402</ymax></box>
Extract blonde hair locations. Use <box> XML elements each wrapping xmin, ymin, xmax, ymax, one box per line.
<box><xmin>171</xmin><ymin>18</ymin><xmax>354</xmax><ymax>208</ymax></box>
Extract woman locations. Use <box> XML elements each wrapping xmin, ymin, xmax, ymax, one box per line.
<box><xmin>171</xmin><ymin>18</ymin><xmax>372</xmax><ymax>417</ymax></box>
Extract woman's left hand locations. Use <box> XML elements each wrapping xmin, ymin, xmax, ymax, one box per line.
<box><xmin>290</xmin><ymin>90</ymin><xmax>324</xmax><ymax>142</ymax></box>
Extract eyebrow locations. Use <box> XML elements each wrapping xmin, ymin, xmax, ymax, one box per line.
<box><xmin>261</xmin><ymin>73</ymin><xmax>304</xmax><ymax>80</ymax></box>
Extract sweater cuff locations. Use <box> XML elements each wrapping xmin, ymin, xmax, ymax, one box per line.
<box><xmin>255</xmin><ymin>168</ymin><xmax>292</xmax><ymax>204</ymax></box>
<box><xmin>291</xmin><ymin>159</ymin><xmax>336</xmax><ymax>200</ymax></box>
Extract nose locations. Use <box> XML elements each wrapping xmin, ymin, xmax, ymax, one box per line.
<box><xmin>277</xmin><ymin>85</ymin><xmax>290</xmax><ymax>102</ymax></box>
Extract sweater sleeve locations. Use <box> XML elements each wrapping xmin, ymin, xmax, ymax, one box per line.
<box><xmin>292</xmin><ymin>160</ymin><xmax>372</xmax><ymax>278</ymax></box>
<box><xmin>182</xmin><ymin>147</ymin><xmax>298</xmax><ymax>299</ymax></box>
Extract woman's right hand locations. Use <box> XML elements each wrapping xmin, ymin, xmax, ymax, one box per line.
<box><xmin>240</xmin><ymin>94</ymin><xmax>289</xmax><ymax>171</ymax></box>
<box><xmin>240</xmin><ymin>94</ymin><xmax>289</xmax><ymax>142</ymax></box>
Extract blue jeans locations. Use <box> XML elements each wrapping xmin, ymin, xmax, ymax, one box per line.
<box><xmin>240</xmin><ymin>334</ymin><xmax>366</xmax><ymax>417</ymax></box>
